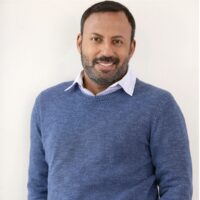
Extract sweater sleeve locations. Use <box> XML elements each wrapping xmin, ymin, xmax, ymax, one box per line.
<box><xmin>28</xmin><ymin>95</ymin><xmax>48</xmax><ymax>200</ymax></box>
<box><xmin>150</xmin><ymin>93</ymin><xmax>193</xmax><ymax>200</ymax></box>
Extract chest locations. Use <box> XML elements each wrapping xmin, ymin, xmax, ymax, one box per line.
<box><xmin>41</xmin><ymin>100</ymin><xmax>152</xmax><ymax>167</ymax></box>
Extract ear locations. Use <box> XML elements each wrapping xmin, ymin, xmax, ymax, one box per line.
<box><xmin>77</xmin><ymin>33</ymin><xmax>82</xmax><ymax>54</ymax></box>
<box><xmin>129</xmin><ymin>40</ymin><xmax>136</xmax><ymax>57</ymax></box>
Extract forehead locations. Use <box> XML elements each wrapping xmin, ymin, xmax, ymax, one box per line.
<box><xmin>83</xmin><ymin>11</ymin><xmax>132</xmax><ymax>38</ymax></box>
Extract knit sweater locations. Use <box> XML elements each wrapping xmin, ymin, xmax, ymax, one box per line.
<box><xmin>28</xmin><ymin>78</ymin><xmax>192</xmax><ymax>200</ymax></box>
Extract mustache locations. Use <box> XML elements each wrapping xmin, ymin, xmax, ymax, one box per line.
<box><xmin>92</xmin><ymin>56</ymin><xmax>120</xmax><ymax>65</ymax></box>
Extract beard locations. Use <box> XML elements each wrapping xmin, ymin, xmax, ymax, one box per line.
<box><xmin>80</xmin><ymin>52</ymin><xmax>130</xmax><ymax>86</ymax></box>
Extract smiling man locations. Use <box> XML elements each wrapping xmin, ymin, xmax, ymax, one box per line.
<box><xmin>77</xmin><ymin>11</ymin><xmax>135</xmax><ymax>95</ymax></box>
<box><xmin>28</xmin><ymin>1</ymin><xmax>193</xmax><ymax>200</ymax></box>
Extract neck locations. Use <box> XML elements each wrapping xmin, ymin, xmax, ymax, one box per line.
<box><xmin>82</xmin><ymin>71</ymin><xmax>110</xmax><ymax>95</ymax></box>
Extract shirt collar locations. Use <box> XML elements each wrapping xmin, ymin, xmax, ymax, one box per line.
<box><xmin>64</xmin><ymin>67</ymin><xmax>136</xmax><ymax>96</ymax></box>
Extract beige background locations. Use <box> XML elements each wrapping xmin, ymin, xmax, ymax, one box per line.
<box><xmin>0</xmin><ymin>0</ymin><xmax>198</xmax><ymax>199</ymax></box>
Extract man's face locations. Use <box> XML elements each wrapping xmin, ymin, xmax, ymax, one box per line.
<box><xmin>77</xmin><ymin>11</ymin><xmax>136</xmax><ymax>86</ymax></box>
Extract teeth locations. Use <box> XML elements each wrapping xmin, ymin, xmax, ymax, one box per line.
<box><xmin>99</xmin><ymin>62</ymin><xmax>113</xmax><ymax>67</ymax></box>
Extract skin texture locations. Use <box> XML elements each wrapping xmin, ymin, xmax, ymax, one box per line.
<box><xmin>77</xmin><ymin>11</ymin><xmax>136</xmax><ymax>95</ymax></box>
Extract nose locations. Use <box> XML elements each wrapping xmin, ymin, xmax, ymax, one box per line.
<box><xmin>100</xmin><ymin>41</ymin><xmax>115</xmax><ymax>57</ymax></box>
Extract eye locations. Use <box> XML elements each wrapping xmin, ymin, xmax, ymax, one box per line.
<box><xmin>91</xmin><ymin>37</ymin><xmax>102</xmax><ymax>43</ymax></box>
<box><xmin>112</xmin><ymin>39</ymin><xmax>123</xmax><ymax>46</ymax></box>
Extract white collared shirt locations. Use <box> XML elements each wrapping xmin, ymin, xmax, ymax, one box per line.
<box><xmin>64</xmin><ymin>66</ymin><xmax>136</xmax><ymax>96</ymax></box>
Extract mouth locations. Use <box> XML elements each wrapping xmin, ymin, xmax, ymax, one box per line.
<box><xmin>95</xmin><ymin>61</ymin><xmax>116</xmax><ymax>72</ymax></box>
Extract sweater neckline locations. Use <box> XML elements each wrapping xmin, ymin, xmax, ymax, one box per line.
<box><xmin>68</xmin><ymin>83</ymin><xmax>130</xmax><ymax>101</ymax></box>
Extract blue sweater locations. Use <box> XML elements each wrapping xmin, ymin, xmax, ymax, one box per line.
<box><xmin>28</xmin><ymin>78</ymin><xmax>192</xmax><ymax>200</ymax></box>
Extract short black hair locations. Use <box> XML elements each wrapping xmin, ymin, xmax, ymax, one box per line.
<box><xmin>80</xmin><ymin>1</ymin><xmax>136</xmax><ymax>40</ymax></box>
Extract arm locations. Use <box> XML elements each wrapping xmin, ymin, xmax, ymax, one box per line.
<box><xmin>28</xmin><ymin>95</ymin><xmax>48</xmax><ymax>200</ymax></box>
<box><xmin>150</xmin><ymin>93</ymin><xmax>193</xmax><ymax>200</ymax></box>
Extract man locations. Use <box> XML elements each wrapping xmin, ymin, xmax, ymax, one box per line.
<box><xmin>28</xmin><ymin>1</ymin><xmax>193</xmax><ymax>200</ymax></box>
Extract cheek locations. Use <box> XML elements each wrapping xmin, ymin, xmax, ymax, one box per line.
<box><xmin>118</xmin><ymin>52</ymin><xmax>131</xmax><ymax>63</ymax></box>
<box><xmin>82</xmin><ymin>40</ymin><xmax>98</xmax><ymax>54</ymax></box>
<box><xmin>82</xmin><ymin>45</ymin><xmax>97</xmax><ymax>59</ymax></box>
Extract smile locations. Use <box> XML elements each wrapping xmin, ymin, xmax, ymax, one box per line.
<box><xmin>98</xmin><ymin>62</ymin><xmax>114</xmax><ymax>67</ymax></box>
<box><xmin>95</xmin><ymin>62</ymin><xmax>116</xmax><ymax>72</ymax></box>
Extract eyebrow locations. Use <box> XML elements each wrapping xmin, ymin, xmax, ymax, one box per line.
<box><xmin>91</xmin><ymin>33</ymin><xmax>124</xmax><ymax>39</ymax></box>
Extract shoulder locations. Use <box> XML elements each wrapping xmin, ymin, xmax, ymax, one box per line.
<box><xmin>134</xmin><ymin>78</ymin><xmax>177</xmax><ymax>107</ymax></box>
<box><xmin>134</xmin><ymin>78</ymin><xmax>185</xmax><ymax>123</ymax></box>
<box><xmin>35</xmin><ymin>80</ymin><xmax>74</xmax><ymax>105</ymax></box>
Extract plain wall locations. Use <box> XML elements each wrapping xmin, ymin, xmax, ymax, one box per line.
<box><xmin>0</xmin><ymin>0</ymin><xmax>198</xmax><ymax>199</ymax></box>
